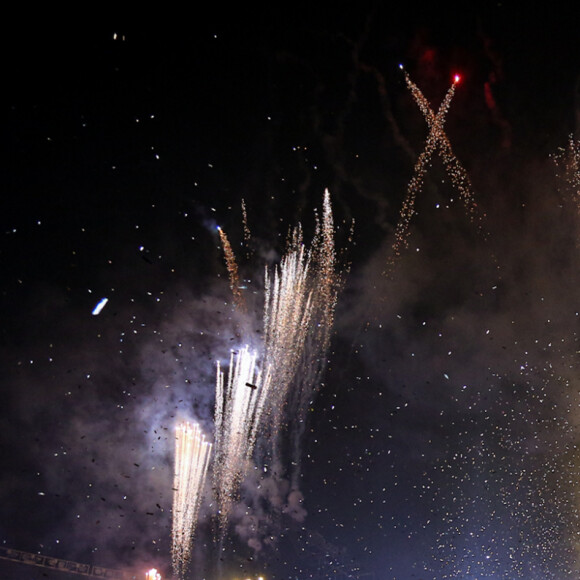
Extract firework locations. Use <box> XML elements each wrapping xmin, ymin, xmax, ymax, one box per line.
<box><xmin>213</xmin><ymin>346</ymin><xmax>272</xmax><ymax>531</ymax></box>
<box><xmin>552</xmin><ymin>135</ymin><xmax>580</xmax><ymax>248</ymax></box>
<box><xmin>262</xmin><ymin>190</ymin><xmax>340</xmax><ymax>483</ymax></box>
<box><xmin>214</xmin><ymin>189</ymin><xmax>343</xmax><ymax>527</ymax></box>
<box><xmin>553</xmin><ymin>135</ymin><xmax>580</xmax><ymax>209</ymax></box>
<box><xmin>405</xmin><ymin>71</ymin><xmax>478</xmax><ymax>220</ymax></box>
<box><xmin>217</xmin><ymin>226</ymin><xmax>246</xmax><ymax>312</ymax></box>
<box><xmin>172</xmin><ymin>421</ymin><xmax>212</xmax><ymax>579</ymax></box>
<box><xmin>388</xmin><ymin>68</ymin><xmax>479</xmax><ymax>269</ymax></box>
<box><xmin>145</xmin><ymin>570</ymin><xmax>161</xmax><ymax>580</ymax></box>
<box><xmin>261</xmin><ymin>231</ymin><xmax>314</xmax><ymax>423</ymax></box>
<box><xmin>241</xmin><ymin>198</ymin><xmax>252</xmax><ymax>253</ymax></box>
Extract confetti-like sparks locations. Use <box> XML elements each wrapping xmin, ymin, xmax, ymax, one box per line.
<box><xmin>172</xmin><ymin>422</ymin><xmax>212</xmax><ymax>579</ymax></box>
<box><xmin>388</xmin><ymin>69</ymin><xmax>479</xmax><ymax>269</ymax></box>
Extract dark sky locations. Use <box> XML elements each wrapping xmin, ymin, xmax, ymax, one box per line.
<box><xmin>2</xmin><ymin>5</ymin><xmax>580</xmax><ymax>580</ymax></box>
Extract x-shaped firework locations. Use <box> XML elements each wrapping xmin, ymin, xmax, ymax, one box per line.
<box><xmin>389</xmin><ymin>68</ymin><xmax>479</xmax><ymax>266</ymax></box>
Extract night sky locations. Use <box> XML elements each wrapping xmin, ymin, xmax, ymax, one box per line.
<box><xmin>2</xmin><ymin>5</ymin><xmax>580</xmax><ymax>580</ymax></box>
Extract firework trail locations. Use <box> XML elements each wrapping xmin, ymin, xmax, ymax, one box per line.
<box><xmin>172</xmin><ymin>421</ymin><xmax>212</xmax><ymax>579</ymax></box>
<box><xmin>388</xmin><ymin>68</ymin><xmax>479</xmax><ymax>270</ymax></box>
<box><xmin>217</xmin><ymin>226</ymin><xmax>246</xmax><ymax>312</ymax></box>
<box><xmin>213</xmin><ymin>238</ymin><xmax>315</xmax><ymax>533</ymax></box>
<box><xmin>406</xmin><ymin>72</ymin><xmax>478</xmax><ymax>219</ymax></box>
<box><xmin>241</xmin><ymin>198</ymin><xmax>252</xmax><ymax>255</ymax></box>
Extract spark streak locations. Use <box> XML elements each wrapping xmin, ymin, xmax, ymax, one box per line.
<box><xmin>217</xmin><ymin>226</ymin><xmax>245</xmax><ymax>312</ymax></box>
<box><xmin>172</xmin><ymin>422</ymin><xmax>212</xmax><ymax>579</ymax></box>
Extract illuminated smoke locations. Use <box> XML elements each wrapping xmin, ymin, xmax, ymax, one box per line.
<box><xmin>388</xmin><ymin>68</ymin><xmax>480</xmax><ymax>270</ymax></box>
<box><xmin>171</xmin><ymin>422</ymin><xmax>212</xmax><ymax>579</ymax></box>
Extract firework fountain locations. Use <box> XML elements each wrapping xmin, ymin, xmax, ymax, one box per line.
<box><xmin>213</xmin><ymin>346</ymin><xmax>272</xmax><ymax>531</ymax></box>
<box><xmin>171</xmin><ymin>421</ymin><xmax>212</xmax><ymax>579</ymax></box>
<box><xmin>213</xmin><ymin>189</ymin><xmax>344</xmax><ymax>530</ymax></box>
<box><xmin>262</xmin><ymin>191</ymin><xmax>340</xmax><ymax>488</ymax></box>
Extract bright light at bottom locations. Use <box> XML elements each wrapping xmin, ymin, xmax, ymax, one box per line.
<box><xmin>146</xmin><ymin>569</ymin><xmax>161</xmax><ymax>580</ymax></box>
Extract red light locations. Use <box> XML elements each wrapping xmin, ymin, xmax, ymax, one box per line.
<box><xmin>453</xmin><ymin>74</ymin><xmax>461</xmax><ymax>84</ymax></box>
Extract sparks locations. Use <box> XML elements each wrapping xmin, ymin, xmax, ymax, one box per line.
<box><xmin>387</xmin><ymin>70</ymin><xmax>480</xmax><ymax>271</ymax></box>
<box><xmin>217</xmin><ymin>226</ymin><xmax>245</xmax><ymax>312</ymax></box>
<box><xmin>214</xmin><ymin>189</ymin><xmax>345</xmax><ymax>531</ymax></box>
<box><xmin>213</xmin><ymin>346</ymin><xmax>270</xmax><ymax>532</ymax></box>
<box><xmin>172</xmin><ymin>421</ymin><xmax>212</xmax><ymax>579</ymax></box>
